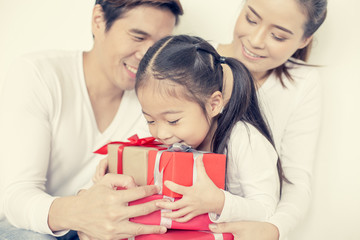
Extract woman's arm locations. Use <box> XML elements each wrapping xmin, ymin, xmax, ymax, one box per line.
<box><xmin>209</xmin><ymin>221</ymin><xmax>279</xmax><ymax>240</ymax></box>
<box><xmin>267</xmin><ymin>69</ymin><xmax>322</xmax><ymax>238</ymax></box>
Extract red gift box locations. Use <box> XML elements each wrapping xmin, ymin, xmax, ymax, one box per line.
<box><xmin>95</xmin><ymin>136</ymin><xmax>226</xmax><ymax>198</ymax></box>
<box><xmin>129</xmin><ymin>195</ymin><xmax>212</xmax><ymax>231</ymax></box>
<box><xmin>131</xmin><ymin>230</ymin><xmax>234</xmax><ymax>240</ymax></box>
<box><xmin>147</xmin><ymin>149</ymin><xmax>226</xmax><ymax>198</ymax></box>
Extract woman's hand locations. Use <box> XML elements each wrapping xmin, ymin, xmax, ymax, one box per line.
<box><xmin>155</xmin><ymin>156</ymin><xmax>225</xmax><ymax>222</ymax></box>
<box><xmin>92</xmin><ymin>157</ymin><xmax>108</xmax><ymax>183</ymax></box>
<box><xmin>209</xmin><ymin>221</ymin><xmax>280</xmax><ymax>240</ymax></box>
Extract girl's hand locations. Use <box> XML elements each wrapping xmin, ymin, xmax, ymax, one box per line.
<box><xmin>92</xmin><ymin>157</ymin><xmax>108</xmax><ymax>183</ymax></box>
<box><xmin>209</xmin><ymin>221</ymin><xmax>280</xmax><ymax>240</ymax></box>
<box><xmin>156</xmin><ymin>156</ymin><xmax>225</xmax><ymax>222</ymax></box>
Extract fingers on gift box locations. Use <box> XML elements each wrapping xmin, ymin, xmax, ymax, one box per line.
<box><xmin>129</xmin><ymin>195</ymin><xmax>212</xmax><ymax>231</ymax></box>
<box><xmin>129</xmin><ymin>229</ymin><xmax>234</xmax><ymax>240</ymax></box>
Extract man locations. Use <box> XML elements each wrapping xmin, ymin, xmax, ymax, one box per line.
<box><xmin>0</xmin><ymin>1</ymin><xmax>183</xmax><ymax>239</ymax></box>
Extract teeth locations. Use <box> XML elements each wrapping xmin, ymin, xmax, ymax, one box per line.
<box><xmin>126</xmin><ymin>64</ymin><xmax>137</xmax><ymax>74</ymax></box>
<box><xmin>244</xmin><ymin>46</ymin><xmax>262</xmax><ymax>58</ymax></box>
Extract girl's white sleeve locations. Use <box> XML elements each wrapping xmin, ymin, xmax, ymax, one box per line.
<box><xmin>0</xmin><ymin>58</ymin><xmax>62</xmax><ymax>235</ymax></box>
<box><xmin>210</xmin><ymin>122</ymin><xmax>280</xmax><ymax>222</ymax></box>
<box><xmin>267</xmin><ymin>69</ymin><xmax>322</xmax><ymax>239</ymax></box>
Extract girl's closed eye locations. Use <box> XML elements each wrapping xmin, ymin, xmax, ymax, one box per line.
<box><xmin>145</xmin><ymin>118</ymin><xmax>155</xmax><ymax>125</ymax></box>
<box><xmin>168</xmin><ymin>119</ymin><xmax>180</xmax><ymax>125</ymax></box>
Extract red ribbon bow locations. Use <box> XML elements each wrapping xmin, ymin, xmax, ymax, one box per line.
<box><xmin>94</xmin><ymin>134</ymin><xmax>167</xmax><ymax>174</ymax></box>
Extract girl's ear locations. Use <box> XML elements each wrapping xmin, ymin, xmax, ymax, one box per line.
<box><xmin>207</xmin><ymin>91</ymin><xmax>224</xmax><ymax>118</ymax></box>
<box><xmin>92</xmin><ymin>4</ymin><xmax>106</xmax><ymax>39</ymax></box>
<box><xmin>299</xmin><ymin>35</ymin><xmax>313</xmax><ymax>49</ymax></box>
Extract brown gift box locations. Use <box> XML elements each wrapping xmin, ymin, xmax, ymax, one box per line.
<box><xmin>107</xmin><ymin>145</ymin><xmax>163</xmax><ymax>186</ymax></box>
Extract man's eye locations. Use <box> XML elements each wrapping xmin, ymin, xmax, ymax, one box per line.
<box><xmin>133</xmin><ymin>36</ymin><xmax>145</xmax><ymax>41</ymax></box>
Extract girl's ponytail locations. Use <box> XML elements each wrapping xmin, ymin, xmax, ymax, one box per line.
<box><xmin>212</xmin><ymin>57</ymin><xmax>253</xmax><ymax>154</ymax></box>
<box><xmin>213</xmin><ymin>57</ymin><xmax>285</xmax><ymax>194</ymax></box>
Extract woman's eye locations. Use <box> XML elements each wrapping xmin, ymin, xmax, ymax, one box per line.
<box><xmin>271</xmin><ymin>33</ymin><xmax>287</xmax><ymax>42</ymax></box>
<box><xmin>246</xmin><ymin>14</ymin><xmax>257</xmax><ymax>24</ymax></box>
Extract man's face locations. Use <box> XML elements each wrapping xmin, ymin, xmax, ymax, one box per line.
<box><xmin>93</xmin><ymin>6</ymin><xmax>176</xmax><ymax>91</ymax></box>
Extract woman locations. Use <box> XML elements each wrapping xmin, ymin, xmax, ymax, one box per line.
<box><xmin>210</xmin><ymin>0</ymin><xmax>327</xmax><ymax>239</ymax></box>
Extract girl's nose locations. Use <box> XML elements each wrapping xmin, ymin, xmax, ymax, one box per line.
<box><xmin>154</xmin><ymin>124</ymin><xmax>172</xmax><ymax>143</ymax></box>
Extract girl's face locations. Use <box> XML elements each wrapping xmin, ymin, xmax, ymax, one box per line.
<box><xmin>137</xmin><ymin>82</ymin><xmax>215</xmax><ymax>150</ymax></box>
<box><xmin>231</xmin><ymin>0</ymin><xmax>312</xmax><ymax>80</ymax></box>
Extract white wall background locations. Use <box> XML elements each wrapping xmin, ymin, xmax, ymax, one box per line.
<box><xmin>0</xmin><ymin>0</ymin><xmax>359</xmax><ymax>239</ymax></box>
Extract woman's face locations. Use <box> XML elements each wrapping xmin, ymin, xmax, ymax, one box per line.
<box><xmin>231</xmin><ymin>0</ymin><xmax>311</xmax><ymax>79</ymax></box>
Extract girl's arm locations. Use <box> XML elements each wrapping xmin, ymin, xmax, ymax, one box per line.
<box><xmin>157</xmin><ymin>122</ymin><xmax>280</xmax><ymax>223</ymax></box>
<box><xmin>210</xmin><ymin>122</ymin><xmax>280</xmax><ymax>222</ymax></box>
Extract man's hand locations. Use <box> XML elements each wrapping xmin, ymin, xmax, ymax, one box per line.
<box><xmin>49</xmin><ymin>173</ymin><xmax>167</xmax><ymax>240</ymax></box>
<box><xmin>92</xmin><ymin>157</ymin><xmax>108</xmax><ymax>183</ymax></box>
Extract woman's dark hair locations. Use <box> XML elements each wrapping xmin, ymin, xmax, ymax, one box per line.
<box><xmin>95</xmin><ymin>0</ymin><xmax>183</xmax><ymax>32</ymax></box>
<box><xmin>271</xmin><ymin>0</ymin><xmax>327</xmax><ymax>86</ymax></box>
<box><xmin>135</xmin><ymin>34</ymin><xmax>285</xmax><ymax>193</ymax></box>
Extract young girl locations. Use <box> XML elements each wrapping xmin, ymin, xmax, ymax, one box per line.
<box><xmin>134</xmin><ymin>34</ymin><xmax>283</xmax><ymax>223</ymax></box>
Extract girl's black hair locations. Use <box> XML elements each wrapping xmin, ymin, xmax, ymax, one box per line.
<box><xmin>136</xmin><ymin>35</ymin><xmax>285</xmax><ymax>193</ymax></box>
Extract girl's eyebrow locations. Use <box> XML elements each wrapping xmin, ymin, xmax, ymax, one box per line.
<box><xmin>142</xmin><ymin>110</ymin><xmax>183</xmax><ymax>116</ymax></box>
<box><xmin>248</xmin><ymin>6</ymin><xmax>294</xmax><ymax>35</ymax></box>
<box><xmin>142</xmin><ymin>110</ymin><xmax>150</xmax><ymax>116</ymax></box>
